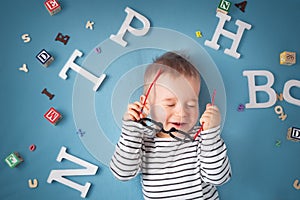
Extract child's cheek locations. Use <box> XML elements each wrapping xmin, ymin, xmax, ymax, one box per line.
<box><xmin>150</xmin><ymin>104</ymin><xmax>166</xmax><ymax>122</ymax></box>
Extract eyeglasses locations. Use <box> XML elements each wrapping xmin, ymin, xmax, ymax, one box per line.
<box><xmin>137</xmin><ymin>118</ymin><xmax>193</xmax><ymax>142</ymax></box>
<box><xmin>138</xmin><ymin>117</ymin><xmax>204</xmax><ymax>142</ymax></box>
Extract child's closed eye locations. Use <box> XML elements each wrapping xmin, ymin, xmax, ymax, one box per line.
<box><xmin>186</xmin><ymin>102</ymin><xmax>197</xmax><ymax>108</ymax></box>
<box><xmin>164</xmin><ymin>103</ymin><xmax>176</xmax><ymax>107</ymax></box>
<box><xmin>162</xmin><ymin>99</ymin><xmax>177</xmax><ymax>107</ymax></box>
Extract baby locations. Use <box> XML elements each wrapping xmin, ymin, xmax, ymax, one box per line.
<box><xmin>110</xmin><ymin>51</ymin><xmax>231</xmax><ymax>200</ymax></box>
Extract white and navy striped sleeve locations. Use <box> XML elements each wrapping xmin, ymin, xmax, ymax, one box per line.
<box><xmin>198</xmin><ymin>125</ymin><xmax>232</xmax><ymax>186</ymax></box>
<box><xmin>110</xmin><ymin>120</ymin><xmax>145</xmax><ymax>181</ymax></box>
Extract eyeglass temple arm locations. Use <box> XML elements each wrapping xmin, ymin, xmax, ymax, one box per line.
<box><xmin>140</xmin><ymin>69</ymin><xmax>162</xmax><ymax>114</ymax></box>
<box><xmin>193</xmin><ymin>121</ymin><xmax>205</xmax><ymax>140</ymax></box>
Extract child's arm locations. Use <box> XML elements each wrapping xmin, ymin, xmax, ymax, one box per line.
<box><xmin>198</xmin><ymin>104</ymin><xmax>232</xmax><ymax>185</ymax></box>
<box><xmin>110</xmin><ymin>100</ymin><xmax>149</xmax><ymax>181</ymax></box>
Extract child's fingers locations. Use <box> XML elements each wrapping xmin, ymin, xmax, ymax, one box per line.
<box><xmin>142</xmin><ymin>100</ymin><xmax>150</xmax><ymax>109</ymax></box>
<box><xmin>203</xmin><ymin>109</ymin><xmax>219</xmax><ymax>117</ymax></box>
<box><xmin>128</xmin><ymin>102</ymin><xmax>143</xmax><ymax>111</ymax></box>
<box><xmin>199</xmin><ymin>115</ymin><xmax>210</xmax><ymax>124</ymax></box>
<box><xmin>127</xmin><ymin>108</ymin><xmax>141</xmax><ymax>121</ymax></box>
<box><xmin>200</xmin><ymin>105</ymin><xmax>221</xmax><ymax>130</ymax></box>
<box><xmin>204</xmin><ymin>104</ymin><xmax>219</xmax><ymax>114</ymax></box>
<box><xmin>207</xmin><ymin>103</ymin><xmax>219</xmax><ymax>110</ymax></box>
<box><xmin>199</xmin><ymin>116</ymin><xmax>210</xmax><ymax>130</ymax></box>
<box><xmin>136</xmin><ymin>101</ymin><xmax>144</xmax><ymax>108</ymax></box>
<box><xmin>201</xmin><ymin>109</ymin><xmax>220</xmax><ymax>121</ymax></box>
<box><xmin>142</xmin><ymin>103</ymin><xmax>150</xmax><ymax>116</ymax></box>
<box><xmin>123</xmin><ymin>112</ymin><xmax>138</xmax><ymax>121</ymax></box>
<box><xmin>124</xmin><ymin>100</ymin><xmax>150</xmax><ymax>121</ymax></box>
<box><xmin>139</xmin><ymin>99</ymin><xmax>150</xmax><ymax>118</ymax></box>
<box><xmin>125</xmin><ymin>101</ymin><xmax>144</xmax><ymax>121</ymax></box>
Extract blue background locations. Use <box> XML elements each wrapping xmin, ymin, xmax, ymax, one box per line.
<box><xmin>1</xmin><ymin>0</ymin><xmax>299</xmax><ymax>200</ymax></box>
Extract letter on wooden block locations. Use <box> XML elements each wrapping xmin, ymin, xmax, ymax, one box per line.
<box><xmin>36</xmin><ymin>49</ymin><xmax>54</xmax><ymax>67</ymax></box>
<box><xmin>217</xmin><ymin>0</ymin><xmax>232</xmax><ymax>14</ymax></box>
<box><xmin>4</xmin><ymin>152</ymin><xmax>24</xmax><ymax>168</ymax></box>
<box><xmin>44</xmin><ymin>107</ymin><xmax>62</xmax><ymax>125</ymax></box>
<box><xmin>287</xmin><ymin>127</ymin><xmax>300</xmax><ymax>142</ymax></box>
<box><xmin>280</xmin><ymin>51</ymin><xmax>296</xmax><ymax>65</ymax></box>
<box><xmin>44</xmin><ymin>0</ymin><xmax>61</xmax><ymax>16</ymax></box>
<box><xmin>47</xmin><ymin>146</ymin><xmax>99</xmax><ymax>198</ymax></box>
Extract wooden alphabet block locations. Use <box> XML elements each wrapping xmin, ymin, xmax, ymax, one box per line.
<box><xmin>287</xmin><ymin>127</ymin><xmax>300</xmax><ymax>142</ymax></box>
<box><xmin>44</xmin><ymin>107</ymin><xmax>62</xmax><ymax>125</ymax></box>
<box><xmin>44</xmin><ymin>0</ymin><xmax>61</xmax><ymax>16</ymax></box>
<box><xmin>36</xmin><ymin>49</ymin><xmax>54</xmax><ymax>67</ymax></box>
<box><xmin>280</xmin><ymin>51</ymin><xmax>296</xmax><ymax>66</ymax></box>
<box><xmin>217</xmin><ymin>0</ymin><xmax>232</xmax><ymax>14</ymax></box>
<box><xmin>4</xmin><ymin>152</ymin><xmax>24</xmax><ymax>168</ymax></box>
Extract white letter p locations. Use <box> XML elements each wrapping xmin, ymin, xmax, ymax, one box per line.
<box><xmin>110</xmin><ymin>7</ymin><xmax>150</xmax><ymax>47</ymax></box>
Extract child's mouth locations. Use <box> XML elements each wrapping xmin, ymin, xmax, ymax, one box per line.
<box><xmin>170</xmin><ymin>122</ymin><xmax>186</xmax><ymax>129</ymax></box>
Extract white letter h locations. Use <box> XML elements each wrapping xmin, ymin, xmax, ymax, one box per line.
<box><xmin>205</xmin><ymin>12</ymin><xmax>252</xmax><ymax>59</ymax></box>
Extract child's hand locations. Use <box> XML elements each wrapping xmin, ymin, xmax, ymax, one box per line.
<box><xmin>123</xmin><ymin>96</ymin><xmax>150</xmax><ymax>121</ymax></box>
<box><xmin>199</xmin><ymin>104</ymin><xmax>221</xmax><ymax>130</ymax></box>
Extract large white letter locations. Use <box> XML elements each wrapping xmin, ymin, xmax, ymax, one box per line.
<box><xmin>47</xmin><ymin>146</ymin><xmax>99</xmax><ymax>198</ymax></box>
<box><xmin>243</xmin><ymin>70</ymin><xmax>277</xmax><ymax>108</ymax></box>
<box><xmin>110</xmin><ymin>7</ymin><xmax>150</xmax><ymax>47</ymax></box>
<box><xmin>59</xmin><ymin>49</ymin><xmax>106</xmax><ymax>91</ymax></box>
<box><xmin>205</xmin><ymin>12</ymin><xmax>252</xmax><ymax>59</ymax></box>
<box><xmin>283</xmin><ymin>80</ymin><xmax>300</xmax><ymax>106</ymax></box>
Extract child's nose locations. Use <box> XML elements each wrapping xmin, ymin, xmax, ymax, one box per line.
<box><xmin>174</xmin><ymin>104</ymin><xmax>188</xmax><ymax>117</ymax></box>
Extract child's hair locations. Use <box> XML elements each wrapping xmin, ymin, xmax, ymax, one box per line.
<box><xmin>144</xmin><ymin>51</ymin><xmax>201</xmax><ymax>90</ymax></box>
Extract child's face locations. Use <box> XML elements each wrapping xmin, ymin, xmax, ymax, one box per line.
<box><xmin>148</xmin><ymin>74</ymin><xmax>200</xmax><ymax>133</ymax></box>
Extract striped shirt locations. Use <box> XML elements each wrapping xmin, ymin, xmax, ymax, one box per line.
<box><xmin>110</xmin><ymin>120</ymin><xmax>231</xmax><ymax>200</ymax></box>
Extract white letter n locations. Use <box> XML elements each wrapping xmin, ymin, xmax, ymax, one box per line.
<box><xmin>47</xmin><ymin>146</ymin><xmax>99</xmax><ymax>198</ymax></box>
<box><xmin>205</xmin><ymin>12</ymin><xmax>252</xmax><ymax>59</ymax></box>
